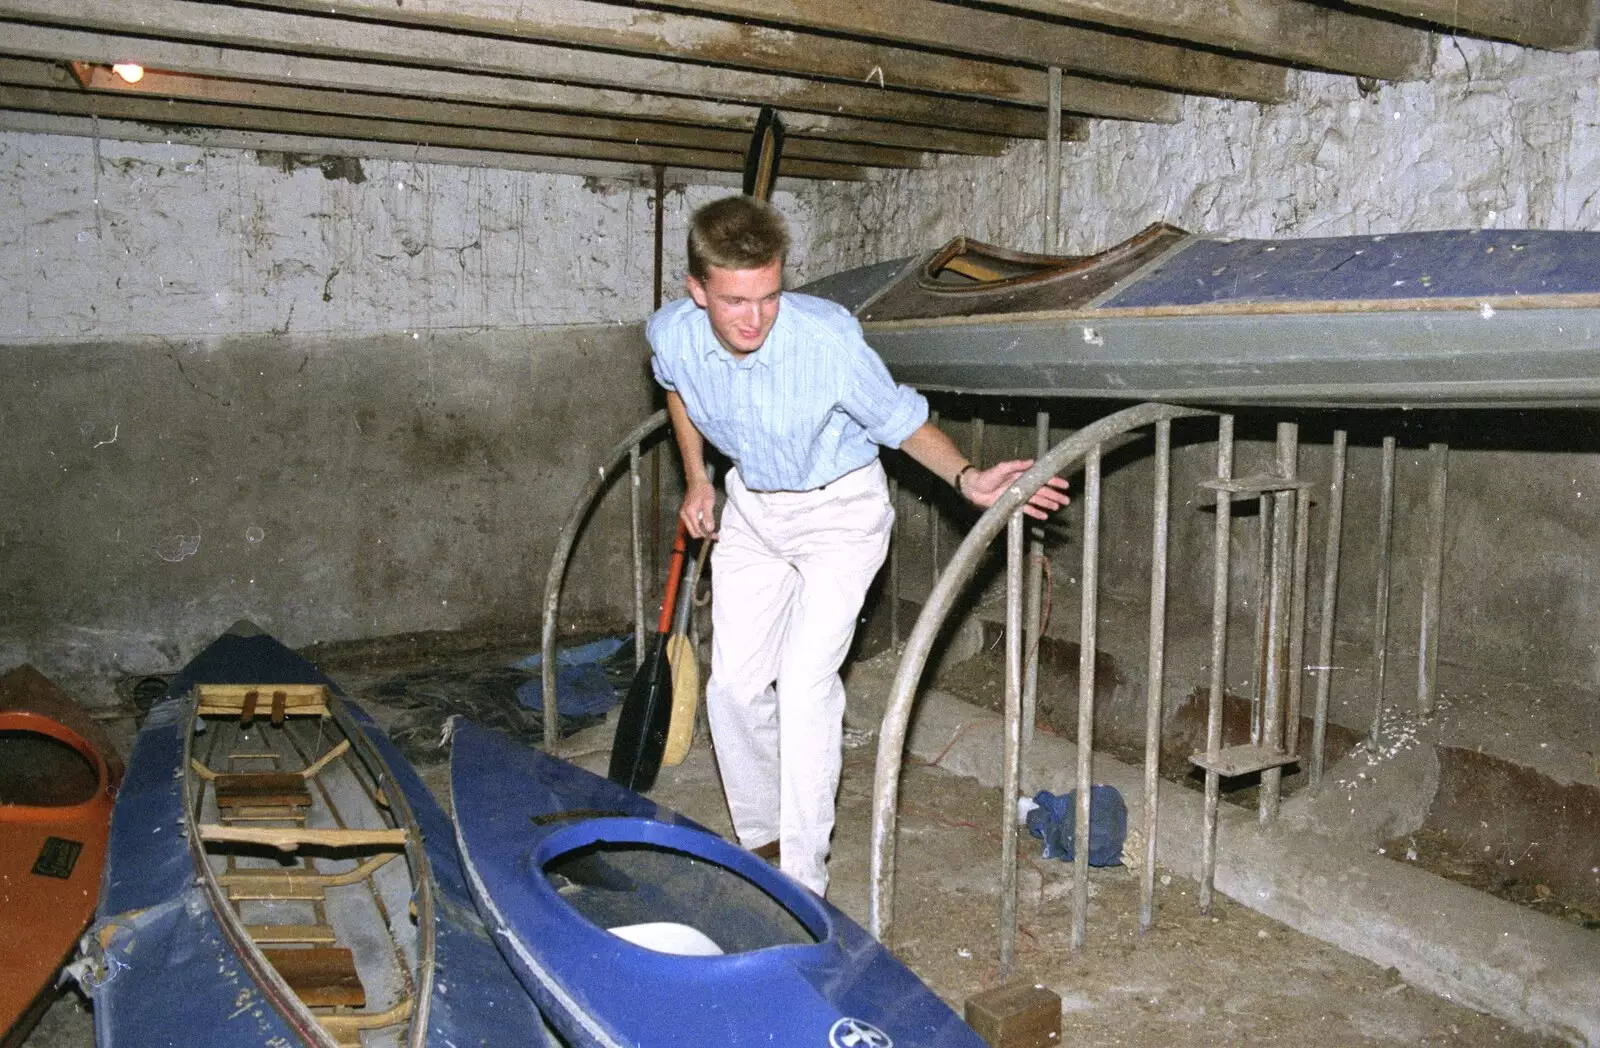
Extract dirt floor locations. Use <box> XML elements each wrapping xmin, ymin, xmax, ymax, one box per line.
<box><xmin>20</xmin><ymin>634</ymin><xmax>1571</xmax><ymax>1048</ymax></box>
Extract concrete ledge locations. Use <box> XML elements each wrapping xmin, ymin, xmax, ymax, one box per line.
<box><xmin>899</xmin><ymin>688</ymin><xmax>1600</xmax><ymax>1046</ymax></box>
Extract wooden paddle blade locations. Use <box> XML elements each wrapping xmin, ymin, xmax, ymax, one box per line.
<box><xmin>607</xmin><ymin>635</ymin><xmax>672</xmax><ymax>792</ymax></box>
<box><xmin>661</xmin><ymin>633</ymin><xmax>698</xmax><ymax>767</ymax></box>
<box><xmin>742</xmin><ymin>106</ymin><xmax>784</xmax><ymax>202</ymax></box>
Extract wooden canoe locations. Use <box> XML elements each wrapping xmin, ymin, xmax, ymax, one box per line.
<box><xmin>82</xmin><ymin>621</ymin><xmax>553</xmax><ymax>1048</ymax></box>
<box><xmin>0</xmin><ymin>665</ymin><xmax>123</xmax><ymax>1048</ymax></box>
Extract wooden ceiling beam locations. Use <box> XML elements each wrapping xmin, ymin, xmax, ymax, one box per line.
<box><xmin>0</xmin><ymin>81</ymin><xmax>873</xmax><ymax>179</ymax></box>
<box><xmin>0</xmin><ymin>108</ymin><xmax>793</xmax><ymax>187</ymax></box>
<box><xmin>1338</xmin><ymin>0</ymin><xmax>1599</xmax><ymax>51</ymax></box>
<box><xmin>0</xmin><ymin>0</ymin><xmax>1176</xmax><ymax>127</ymax></box>
<box><xmin>614</xmin><ymin>0</ymin><xmax>1295</xmax><ymax>95</ymax></box>
<box><xmin>965</xmin><ymin>0</ymin><xmax>1433</xmax><ymax>80</ymax></box>
<box><xmin>0</xmin><ymin>58</ymin><xmax>927</xmax><ymax>169</ymax></box>
<box><xmin>0</xmin><ymin>21</ymin><xmax>1017</xmax><ymax>154</ymax></box>
<box><xmin>243</xmin><ymin>0</ymin><xmax>1286</xmax><ymax>104</ymax></box>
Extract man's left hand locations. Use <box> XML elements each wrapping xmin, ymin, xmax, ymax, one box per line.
<box><xmin>962</xmin><ymin>459</ymin><xmax>1071</xmax><ymax>520</ymax></box>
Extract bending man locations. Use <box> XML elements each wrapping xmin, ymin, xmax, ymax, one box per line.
<box><xmin>648</xmin><ymin>195</ymin><xmax>1069</xmax><ymax>895</ymax></box>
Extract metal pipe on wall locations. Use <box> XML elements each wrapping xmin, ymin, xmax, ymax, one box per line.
<box><xmin>1309</xmin><ymin>430</ymin><xmax>1348</xmax><ymax>788</ymax></box>
<box><xmin>930</xmin><ymin>407</ymin><xmax>942</xmax><ymax>585</ymax></box>
<box><xmin>1046</xmin><ymin>66</ymin><xmax>1062</xmax><ymax>254</ymax></box>
<box><xmin>1417</xmin><ymin>442</ymin><xmax>1449</xmax><ymax>716</ymax></box>
<box><xmin>630</xmin><ymin>444</ymin><xmax>646</xmax><ymax>670</ymax></box>
<box><xmin>889</xmin><ymin>474</ymin><xmax>902</xmax><ymax>648</ymax></box>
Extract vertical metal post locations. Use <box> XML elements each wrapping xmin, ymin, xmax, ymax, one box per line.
<box><xmin>1200</xmin><ymin>415</ymin><xmax>1234</xmax><ymax>914</ymax></box>
<box><xmin>999</xmin><ymin>509</ymin><xmax>1025</xmax><ymax>974</ymax></box>
<box><xmin>1259</xmin><ymin>423</ymin><xmax>1297</xmax><ymax>824</ymax></box>
<box><xmin>1309</xmin><ymin>431</ymin><xmax>1348</xmax><ymax>789</ymax></box>
<box><xmin>1250</xmin><ymin>494</ymin><xmax>1272</xmax><ymax>744</ymax></box>
<box><xmin>1140</xmin><ymin>420</ymin><xmax>1171</xmax><ymax>933</ymax></box>
<box><xmin>1285</xmin><ymin>485</ymin><xmax>1313</xmax><ymax>756</ymax></box>
<box><xmin>930</xmin><ymin>408</ymin><xmax>942</xmax><ymax>585</ymax></box>
<box><xmin>1369</xmin><ymin>435</ymin><xmax>1397</xmax><ymax>747</ymax></box>
<box><xmin>889</xmin><ymin>474</ymin><xmax>902</xmax><ymax>649</ymax></box>
<box><xmin>1045</xmin><ymin>67</ymin><xmax>1062</xmax><ymax>254</ymax></box>
<box><xmin>629</xmin><ymin>444</ymin><xmax>647</xmax><ymax>669</ymax></box>
<box><xmin>971</xmin><ymin>415</ymin><xmax>986</xmax><ymax>470</ymax></box>
<box><xmin>650</xmin><ymin>165</ymin><xmax>666</xmax><ymax>590</ymax></box>
<box><xmin>1070</xmin><ymin>444</ymin><xmax>1102</xmax><ymax>951</ymax></box>
<box><xmin>1417</xmin><ymin>442</ymin><xmax>1449</xmax><ymax>716</ymax></box>
<box><xmin>1021</xmin><ymin>412</ymin><xmax>1050</xmax><ymax>781</ymax></box>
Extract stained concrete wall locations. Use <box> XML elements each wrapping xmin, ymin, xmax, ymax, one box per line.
<box><xmin>799</xmin><ymin>38</ymin><xmax>1600</xmax><ymax>692</ymax></box>
<box><xmin>0</xmin><ymin>130</ymin><xmax>823</xmax><ymax>699</ymax></box>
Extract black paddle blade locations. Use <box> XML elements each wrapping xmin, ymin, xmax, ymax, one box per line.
<box><xmin>607</xmin><ymin>634</ymin><xmax>672</xmax><ymax>792</ymax></box>
<box><xmin>742</xmin><ymin>106</ymin><xmax>785</xmax><ymax>201</ymax></box>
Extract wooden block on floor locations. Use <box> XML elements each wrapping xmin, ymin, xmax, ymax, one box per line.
<box><xmin>965</xmin><ymin>980</ymin><xmax>1061</xmax><ymax>1048</ymax></box>
<box><xmin>216</xmin><ymin>772</ymin><xmax>312</xmax><ymax>809</ymax></box>
<box><xmin>263</xmin><ymin>946</ymin><xmax>366</xmax><ymax>1008</ymax></box>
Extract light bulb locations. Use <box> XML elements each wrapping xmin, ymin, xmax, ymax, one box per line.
<box><xmin>111</xmin><ymin>63</ymin><xmax>145</xmax><ymax>84</ymax></box>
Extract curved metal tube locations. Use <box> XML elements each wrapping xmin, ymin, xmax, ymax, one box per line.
<box><xmin>869</xmin><ymin>401</ymin><xmax>1208</xmax><ymax>941</ymax></box>
<box><xmin>540</xmin><ymin>410</ymin><xmax>670</xmax><ymax>747</ymax></box>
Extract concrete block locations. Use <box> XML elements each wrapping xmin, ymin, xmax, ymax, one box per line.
<box><xmin>964</xmin><ymin>980</ymin><xmax>1061</xmax><ymax>1048</ymax></box>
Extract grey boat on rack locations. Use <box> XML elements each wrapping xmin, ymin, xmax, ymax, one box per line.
<box><xmin>797</xmin><ymin>224</ymin><xmax>1600</xmax><ymax>407</ymax></box>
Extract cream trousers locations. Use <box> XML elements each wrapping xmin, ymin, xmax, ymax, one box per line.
<box><xmin>707</xmin><ymin>460</ymin><xmax>893</xmax><ymax>895</ymax></box>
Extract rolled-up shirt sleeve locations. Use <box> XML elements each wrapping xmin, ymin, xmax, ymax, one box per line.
<box><xmin>837</xmin><ymin>321</ymin><xmax>929</xmax><ymax>449</ymax></box>
<box><xmin>646</xmin><ymin>311</ymin><xmax>679</xmax><ymax>392</ymax></box>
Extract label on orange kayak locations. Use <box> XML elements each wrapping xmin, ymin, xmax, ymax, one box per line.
<box><xmin>32</xmin><ymin>836</ymin><xmax>83</xmax><ymax>879</ymax></box>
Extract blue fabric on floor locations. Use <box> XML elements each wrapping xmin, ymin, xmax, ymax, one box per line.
<box><xmin>1026</xmin><ymin>785</ymin><xmax>1127</xmax><ymax>866</ymax></box>
<box><xmin>513</xmin><ymin>636</ymin><xmax>630</xmax><ymax>716</ymax></box>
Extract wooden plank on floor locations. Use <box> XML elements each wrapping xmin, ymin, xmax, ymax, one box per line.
<box><xmin>262</xmin><ymin>947</ymin><xmax>365</xmax><ymax>1008</ymax></box>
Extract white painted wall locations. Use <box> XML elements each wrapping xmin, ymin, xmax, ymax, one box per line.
<box><xmin>801</xmin><ymin>38</ymin><xmax>1600</xmax><ymax>265</ymax></box>
<box><xmin>1</xmin><ymin>131</ymin><xmax>821</xmax><ymax>342</ymax></box>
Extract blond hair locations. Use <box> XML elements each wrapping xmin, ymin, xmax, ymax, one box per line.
<box><xmin>686</xmin><ymin>195</ymin><xmax>790</xmax><ymax>281</ymax></box>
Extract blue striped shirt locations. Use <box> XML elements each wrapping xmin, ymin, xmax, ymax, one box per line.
<box><xmin>649</xmin><ymin>292</ymin><xmax>928</xmax><ymax>492</ymax></box>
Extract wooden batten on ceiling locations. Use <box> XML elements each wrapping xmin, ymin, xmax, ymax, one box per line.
<box><xmin>0</xmin><ymin>0</ymin><xmax>1591</xmax><ymax>180</ymax></box>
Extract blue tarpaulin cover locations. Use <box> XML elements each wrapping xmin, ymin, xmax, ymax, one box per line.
<box><xmin>513</xmin><ymin>636</ymin><xmax>629</xmax><ymax>716</ymax></box>
<box><xmin>1026</xmin><ymin>785</ymin><xmax>1127</xmax><ymax>866</ymax></box>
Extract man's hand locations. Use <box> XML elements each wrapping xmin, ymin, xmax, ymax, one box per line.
<box><xmin>680</xmin><ymin>480</ymin><xmax>719</xmax><ymax>540</ymax></box>
<box><xmin>961</xmin><ymin>459</ymin><xmax>1071</xmax><ymax>520</ymax></box>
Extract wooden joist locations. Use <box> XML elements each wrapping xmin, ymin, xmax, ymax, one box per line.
<box><xmin>199</xmin><ymin>825</ymin><xmax>407</xmax><ymax>852</ymax></box>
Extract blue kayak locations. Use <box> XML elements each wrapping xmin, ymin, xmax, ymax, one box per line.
<box><xmin>450</xmin><ymin>718</ymin><xmax>985</xmax><ymax>1048</ymax></box>
<box><xmin>83</xmin><ymin>621</ymin><xmax>553</xmax><ymax>1048</ymax></box>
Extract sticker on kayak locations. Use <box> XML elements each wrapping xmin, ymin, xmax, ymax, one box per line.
<box><xmin>829</xmin><ymin>1017</ymin><xmax>892</xmax><ymax>1048</ymax></box>
<box><xmin>32</xmin><ymin>836</ymin><xmax>83</xmax><ymax>879</ymax></box>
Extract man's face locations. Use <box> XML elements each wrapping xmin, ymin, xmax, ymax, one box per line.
<box><xmin>687</xmin><ymin>258</ymin><xmax>783</xmax><ymax>357</ymax></box>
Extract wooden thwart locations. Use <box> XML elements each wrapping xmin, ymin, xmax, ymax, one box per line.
<box><xmin>219</xmin><ymin>853</ymin><xmax>400</xmax><ymax>899</ymax></box>
<box><xmin>199</xmin><ymin>825</ymin><xmax>407</xmax><ymax>852</ymax></box>
<box><xmin>262</xmin><ymin>947</ymin><xmax>366</xmax><ymax>1008</ymax></box>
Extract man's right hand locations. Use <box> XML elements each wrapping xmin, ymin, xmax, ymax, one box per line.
<box><xmin>680</xmin><ymin>480</ymin><xmax>719</xmax><ymax>540</ymax></box>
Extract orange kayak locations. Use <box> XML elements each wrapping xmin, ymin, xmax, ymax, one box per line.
<box><xmin>0</xmin><ymin>665</ymin><xmax>124</xmax><ymax>1048</ymax></box>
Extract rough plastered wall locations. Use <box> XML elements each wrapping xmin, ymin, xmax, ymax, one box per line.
<box><xmin>799</xmin><ymin>38</ymin><xmax>1600</xmax><ymax>689</ymax></box>
<box><xmin>0</xmin><ymin>129</ymin><xmax>820</xmax><ymax>698</ymax></box>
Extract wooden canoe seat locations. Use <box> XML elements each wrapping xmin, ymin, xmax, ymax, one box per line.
<box><xmin>247</xmin><ymin>923</ymin><xmax>338</xmax><ymax>945</ymax></box>
<box><xmin>263</xmin><ymin>947</ymin><xmax>366</xmax><ymax>1008</ymax></box>
<box><xmin>215</xmin><ymin>772</ymin><xmax>312</xmax><ymax>810</ymax></box>
<box><xmin>196</xmin><ymin>683</ymin><xmax>332</xmax><ymax>719</ymax></box>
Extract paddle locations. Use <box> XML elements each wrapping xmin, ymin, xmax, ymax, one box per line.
<box><xmin>662</xmin><ymin>538</ymin><xmax>711</xmax><ymax>767</ymax></box>
<box><xmin>606</xmin><ymin>522</ymin><xmax>688</xmax><ymax>791</ymax></box>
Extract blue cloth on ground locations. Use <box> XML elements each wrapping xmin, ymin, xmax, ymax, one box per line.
<box><xmin>512</xmin><ymin>636</ymin><xmax>629</xmax><ymax>716</ymax></box>
<box><xmin>1026</xmin><ymin>785</ymin><xmax>1127</xmax><ymax>866</ymax></box>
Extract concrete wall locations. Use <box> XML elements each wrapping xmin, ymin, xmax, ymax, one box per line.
<box><xmin>798</xmin><ymin>38</ymin><xmax>1600</xmax><ymax>691</ymax></box>
<box><xmin>0</xmin><ymin>129</ymin><xmax>822</xmax><ymax>699</ymax></box>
